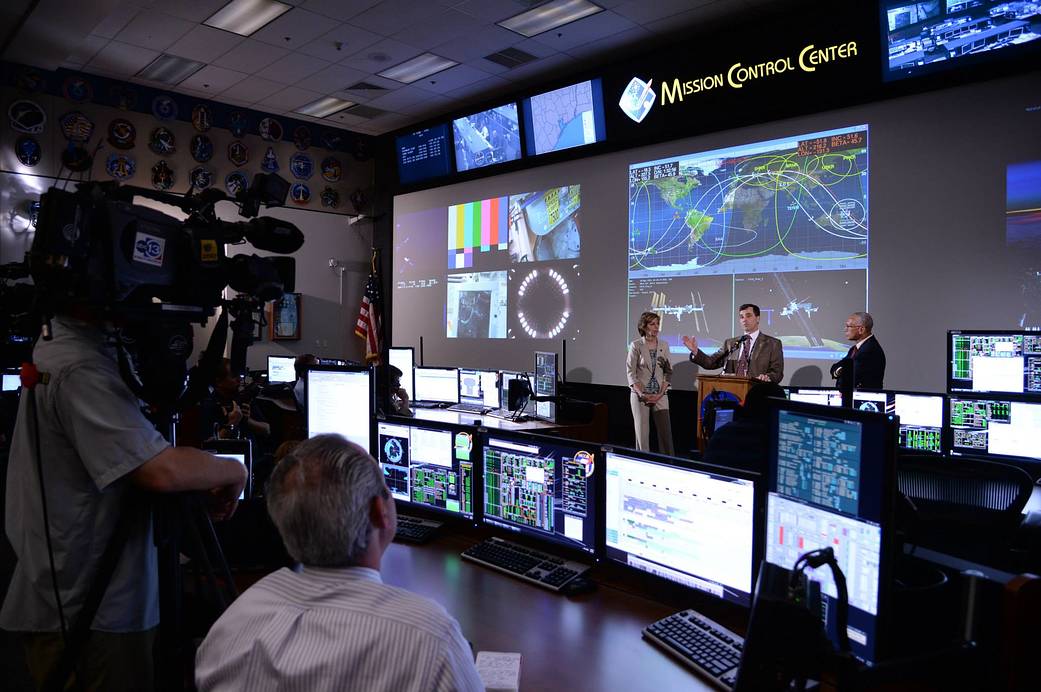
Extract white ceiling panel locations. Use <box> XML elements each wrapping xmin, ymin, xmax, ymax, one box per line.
<box><xmin>645</xmin><ymin>2</ymin><xmax>751</xmax><ymax>34</ymax></box>
<box><xmin>453</xmin><ymin>0</ymin><xmax>530</xmax><ymax>23</ymax></box>
<box><xmin>260</xmin><ymin>52</ymin><xmax>333</xmax><ymax>85</ymax></box>
<box><xmin>167</xmin><ymin>25</ymin><xmax>245</xmax><ymax>63</ymax></box>
<box><xmin>565</xmin><ymin>25</ymin><xmax>652</xmax><ymax>60</ymax></box>
<box><xmin>297</xmin><ymin>22</ymin><xmax>383</xmax><ymax>62</ymax></box>
<box><xmin>530</xmin><ymin>10</ymin><xmax>639</xmax><ymax>51</ymax></box>
<box><xmin>251</xmin><ymin>8</ymin><xmax>337</xmax><ymax>50</ymax></box>
<box><xmin>613</xmin><ymin>0</ymin><xmax>717</xmax><ymax>24</ymax></box>
<box><xmin>90</xmin><ymin>5</ymin><xmax>140</xmax><ymax>40</ymax></box>
<box><xmin>429</xmin><ymin>25</ymin><xmax>521</xmax><ymax>65</ymax></box>
<box><xmin>158</xmin><ymin>0</ymin><xmax>230</xmax><ymax>23</ymax></box>
<box><xmin>412</xmin><ymin>64</ymin><xmax>494</xmax><ymax>95</ymax></box>
<box><xmin>338</xmin><ymin>37</ymin><xmax>423</xmax><ymax>74</ymax></box>
<box><xmin>65</xmin><ymin>34</ymin><xmax>110</xmax><ymax>67</ymax></box>
<box><xmin>389</xmin><ymin>9</ymin><xmax>485</xmax><ymax>51</ymax></box>
<box><xmin>296</xmin><ymin>63</ymin><xmax>371</xmax><ymax>93</ymax></box>
<box><xmin>114</xmin><ymin>11</ymin><xmax>195</xmax><ymax>51</ymax></box>
<box><xmin>300</xmin><ymin>0</ymin><xmax>382</xmax><ymax>22</ymax></box>
<box><xmin>219</xmin><ymin>75</ymin><xmax>286</xmax><ymax>102</ymax></box>
<box><xmin>178</xmin><ymin>64</ymin><xmax>249</xmax><ymax>92</ymax></box>
<box><xmin>87</xmin><ymin>40</ymin><xmax>161</xmax><ymax>76</ymax></box>
<box><xmin>348</xmin><ymin>0</ymin><xmax>445</xmax><ymax>35</ymax></box>
<box><xmin>444</xmin><ymin>74</ymin><xmax>511</xmax><ymax>100</ymax></box>
<box><xmin>367</xmin><ymin>84</ymin><xmax>449</xmax><ymax>113</ymax></box>
<box><xmin>257</xmin><ymin>85</ymin><xmax>325</xmax><ymax>111</ymax></box>
<box><xmin>212</xmin><ymin>38</ymin><xmax>291</xmax><ymax>73</ymax></box>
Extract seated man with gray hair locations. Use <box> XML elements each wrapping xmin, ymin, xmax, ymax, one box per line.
<box><xmin>195</xmin><ymin>435</ymin><xmax>483</xmax><ymax>692</ymax></box>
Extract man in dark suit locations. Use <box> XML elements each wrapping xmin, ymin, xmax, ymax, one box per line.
<box><xmin>831</xmin><ymin>311</ymin><xmax>886</xmax><ymax>406</ymax></box>
<box><xmin>682</xmin><ymin>304</ymin><xmax>784</xmax><ymax>383</ymax></box>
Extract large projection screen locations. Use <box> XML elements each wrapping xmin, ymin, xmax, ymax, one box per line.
<box><xmin>392</xmin><ymin>70</ymin><xmax>1041</xmax><ymax>391</ymax></box>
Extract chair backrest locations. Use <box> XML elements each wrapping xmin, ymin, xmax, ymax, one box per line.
<box><xmin>898</xmin><ymin>454</ymin><xmax>1033</xmax><ymax>525</ymax></box>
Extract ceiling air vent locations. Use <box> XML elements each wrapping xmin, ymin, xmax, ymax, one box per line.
<box><xmin>340</xmin><ymin>104</ymin><xmax>388</xmax><ymax>119</ymax></box>
<box><xmin>345</xmin><ymin>81</ymin><xmax>388</xmax><ymax>91</ymax></box>
<box><xmin>483</xmin><ymin>47</ymin><xmax>539</xmax><ymax>69</ymax></box>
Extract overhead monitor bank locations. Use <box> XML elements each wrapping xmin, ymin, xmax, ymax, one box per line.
<box><xmin>393</xmin><ymin>67</ymin><xmax>1041</xmax><ymax>391</ymax></box>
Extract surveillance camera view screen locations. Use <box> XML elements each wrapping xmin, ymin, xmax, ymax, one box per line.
<box><xmin>453</xmin><ymin>104</ymin><xmax>522</xmax><ymax>172</ymax></box>
<box><xmin>627</xmin><ymin>125</ymin><xmax>869</xmax><ymax>365</ymax></box>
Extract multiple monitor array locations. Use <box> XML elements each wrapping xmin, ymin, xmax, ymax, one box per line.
<box><xmin>396</xmin><ymin>78</ymin><xmax>607</xmax><ymax>185</ymax></box>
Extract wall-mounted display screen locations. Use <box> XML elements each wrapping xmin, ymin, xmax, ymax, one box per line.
<box><xmin>522</xmin><ymin>78</ymin><xmax>606</xmax><ymax>156</ymax></box>
<box><xmin>396</xmin><ymin>124</ymin><xmax>453</xmax><ymax>185</ymax></box>
<box><xmin>453</xmin><ymin>103</ymin><xmax>521</xmax><ymax>172</ymax></box>
<box><xmin>882</xmin><ymin>1</ymin><xmax>1041</xmax><ymax>81</ymax></box>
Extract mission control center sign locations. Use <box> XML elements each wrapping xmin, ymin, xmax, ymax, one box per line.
<box><xmin>619</xmin><ymin>40</ymin><xmax>860</xmax><ymax>124</ymax></box>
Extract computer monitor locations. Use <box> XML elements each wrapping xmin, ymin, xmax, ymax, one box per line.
<box><xmin>305</xmin><ymin>365</ymin><xmax>373</xmax><ymax>452</ymax></box>
<box><xmin>396</xmin><ymin>123</ymin><xmax>452</xmax><ymax>185</ymax></box>
<box><xmin>414</xmin><ymin>366</ymin><xmax>460</xmax><ymax>404</ymax></box>
<box><xmin>453</xmin><ymin>102</ymin><xmax>521</xmax><ymax>172</ymax></box>
<box><xmin>891</xmin><ymin>391</ymin><xmax>946</xmax><ymax>454</ymax></box>
<box><xmin>766</xmin><ymin>399</ymin><xmax>898</xmax><ymax>665</ymax></box>
<box><xmin>388</xmin><ymin>346</ymin><xmax>415</xmax><ymax>401</ymax></box>
<box><xmin>534</xmin><ymin>351</ymin><xmax>558</xmax><ymax>420</ymax></box>
<box><xmin>521</xmin><ymin>78</ymin><xmax>606</xmax><ymax>156</ymax></box>
<box><xmin>948</xmin><ymin>330</ymin><xmax>1041</xmax><ymax>397</ymax></box>
<box><xmin>499</xmin><ymin>371</ymin><xmax>530</xmax><ymax>412</ymax></box>
<box><xmin>458</xmin><ymin>368</ymin><xmax>500</xmax><ymax>408</ymax></box>
<box><xmin>948</xmin><ymin>396</ymin><xmax>1041</xmax><ymax>463</ymax></box>
<box><xmin>202</xmin><ymin>439</ymin><xmax>253</xmax><ymax>500</ymax></box>
<box><xmin>604</xmin><ymin>450</ymin><xmax>759</xmax><ymax>607</ymax></box>
<box><xmin>267</xmin><ymin>355</ymin><xmax>296</xmax><ymax>384</ymax></box>
<box><xmin>713</xmin><ymin>407</ymin><xmax>736</xmax><ymax>431</ymax></box>
<box><xmin>2</xmin><ymin>368</ymin><xmax>20</xmax><ymax>392</ymax></box>
<box><xmin>481</xmin><ymin>430</ymin><xmax>597</xmax><ymax>555</ymax></box>
<box><xmin>787</xmin><ymin>387</ymin><xmax>843</xmax><ymax>407</ymax></box>
<box><xmin>375</xmin><ymin>419</ymin><xmax>476</xmax><ymax>520</ymax></box>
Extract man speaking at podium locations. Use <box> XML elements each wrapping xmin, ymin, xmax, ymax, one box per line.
<box><xmin>683</xmin><ymin>304</ymin><xmax>784</xmax><ymax>383</ymax></box>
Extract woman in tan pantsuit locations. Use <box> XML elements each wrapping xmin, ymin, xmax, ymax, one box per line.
<box><xmin>626</xmin><ymin>312</ymin><xmax>675</xmax><ymax>455</ymax></box>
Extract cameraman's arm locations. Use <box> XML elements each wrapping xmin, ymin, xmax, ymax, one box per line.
<box><xmin>131</xmin><ymin>447</ymin><xmax>246</xmax><ymax>520</ymax></box>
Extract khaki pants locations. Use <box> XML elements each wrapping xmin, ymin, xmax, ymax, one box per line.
<box><xmin>631</xmin><ymin>392</ymin><xmax>675</xmax><ymax>456</ymax></box>
<box><xmin>22</xmin><ymin>628</ymin><xmax>156</xmax><ymax>692</ymax></box>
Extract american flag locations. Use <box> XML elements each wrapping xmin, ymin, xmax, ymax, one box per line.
<box><xmin>355</xmin><ymin>250</ymin><xmax>382</xmax><ymax>363</ymax></box>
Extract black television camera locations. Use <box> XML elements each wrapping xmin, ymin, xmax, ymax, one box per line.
<box><xmin>28</xmin><ymin>173</ymin><xmax>304</xmax><ymax>416</ymax></box>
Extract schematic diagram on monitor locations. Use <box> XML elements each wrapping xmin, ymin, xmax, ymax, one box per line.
<box><xmin>562</xmin><ymin>453</ymin><xmax>592</xmax><ymax>516</ymax></box>
<box><xmin>411</xmin><ymin>462</ymin><xmax>472</xmax><ymax>515</ymax></box>
<box><xmin>484</xmin><ymin>447</ymin><xmax>555</xmax><ymax>532</ymax></box>
<box><xmin>776</xmin><ymin>411</ymin><xmax>862</xmax><ymax>515</ymax></box>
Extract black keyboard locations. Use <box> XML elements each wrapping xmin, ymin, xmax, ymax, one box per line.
<box><xmin>412</xmin><ymin>401</ymin><xmax>447</xmax><ymax>409</ymax></box>
<box><xmin>393</xmin><ymin>515</ymin><xmax>442</xmax><ymax>544</ymax></box>
<box><xmin>461</xmin><ymin>536</ymin><xmax>590</xmax><ymax>592</ymax></box>
<box><xmin>643</xmin><ymin>609</ymin><xmax>744</xmax><ymax>691</ymax></box>
<box><xmin>448</xmin><ymin>402</ymin><xmax>490</xmax><ymax>414</ymax></box>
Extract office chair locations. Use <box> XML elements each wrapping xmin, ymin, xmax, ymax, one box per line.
<box><xmin>897</xmin><ymin>454</ymin><xmax>1033</xmax><ymax>568</ymax></box>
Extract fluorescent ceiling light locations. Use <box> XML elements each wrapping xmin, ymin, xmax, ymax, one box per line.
<box><xmin>498</xmin><ymin>0</ymin><xmax>603</xmax><ymax>37</ymax></box>
<box><xmin>204</xmin><ymin>0</ymin><xmax>292</xmax><ymax>37</ymax></box>
<box><xmin>377</xmin><ymin>53</ymin><xmax>457</xmax><ymax>84</ymax></box>
<box><xmin>294</xmin><ymin>96</ymin><xmax>356</xmax><ymax>118</ymax></box>
<box><xmin>137</xmin><ymin>54</ymin><xmax>206</xmax><ymax>84</ymax></box>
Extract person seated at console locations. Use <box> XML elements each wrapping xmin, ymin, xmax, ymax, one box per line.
<box><xmin>199</xmin><ymin>358</ymin><xmax>270</xmax><ymax>442</ymax></box>
<box><xmin>386</xmin><ymin>364</ymin><xmax>413</xmax><ymax>417</ymax></box>
<box><xmin>703</xmin><ymin>382</ymin><xmax>786</xmax><ymax>474</ymax></box>
<box><xmin>195</xmin><ymin>435</ymin><xmax>483</xmax><ymax>692</ymax></box>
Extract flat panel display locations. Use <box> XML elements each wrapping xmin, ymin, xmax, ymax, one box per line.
<box><xmin>305</xmin><ymin>365</ymin><xmax>373</xmax><ymax>452</ymax></box>
<box><xmin>522</xmin><ymin>78</ymin><xmax>606</xmax><ymax>155</ymax></box>
<box><xmin>948</xmin><ymin>330</ymin><xmax>1041</xmax><ymax>397</ymax></box>
<box><xmin>458</xmin><ymin>368</ymin><xmax>500</xmax><ymax>408</ymax></box>
<box><xmin>605</xmin><ymin>450</ymin><xmax>757</xmax><ymax>607</ymax></box>
<box><xmin>948</xmin><ymin>396</ymin><xmax>1041</xmax><ymax>462</ymax></box>
<box><xmin>396</xmin><ymin>124</ymin><xmax>452</xmax><ymax>185</ymax></box>
<box><xmin>267</xmin><ymin>355</ymin><xmax>296</xmax><ymax>384</ymax></box>
<box><xmin>388</xmin><ymin>346</ymin><xmax>415</xmax><ymax>401</ymax></box>
<box><xmin>453</xmin><ymin>103</ymin><xmax>521</xmax><ymax>172</ymax></box>
<box><xmin>414</xmin><ymin>366</ymin><xmax>460</xmax><ymax>404</ymax></box>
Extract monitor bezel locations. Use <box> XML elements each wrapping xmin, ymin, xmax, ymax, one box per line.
<box><xmin>947</xmin><ymin>329</ymin><xmax>1041</xmax><ymax>400</ymax></box>
<box><xmin>376</xmin><ymin>415</ymin><xmax>481</xmax><ymax>525</ymax></box>
<box><xmin>304</xmin><ymin>364</ymin><xmax>375</xmax><ymax>452</ymax></box>
<box><xmin>414</xmin><ymin>365</ymin><xmax>461</xmax><ymax>404</ymax></box>
<box><xmin>766</xmin><ymin>398</ymin><xmax>899</xmax><ymax>665</ymax></box>
<box><xmin>601</xmin><ymin>446</ymin><xmax>764</xmax><ymax>609</ymax></box>
<box><xmin>478</xmin><ymin>427</ymin><xmax>601</xmax><ymax>559</ymax></box>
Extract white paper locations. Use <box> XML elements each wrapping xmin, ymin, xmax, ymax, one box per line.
<box><xmin>476</xmin><ymin>651</ymin><xmax>521</xmax><ymax>692</ymax></box>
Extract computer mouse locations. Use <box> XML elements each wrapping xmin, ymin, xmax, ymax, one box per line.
<box><xmin>561</xmin><ymin>576</ymin><xmax>596</xmax><ymax>597</ymax></box>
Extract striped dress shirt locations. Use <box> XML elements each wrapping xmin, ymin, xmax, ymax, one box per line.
<box><xmin>195</xmin><ymin>565</ymin><xmax>485</xmax><ymax>692</ymax></box>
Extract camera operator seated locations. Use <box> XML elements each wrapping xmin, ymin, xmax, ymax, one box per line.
<box><xmin>200</xmin><ymin>358</ymin><xmax>271</xmax><ymax>442</ymax></box>
<box><xmin>1</xmin><ymin>312</ymin><xmax>247</xmax><ymax>692</ymax></box>
<box><xmin>195</xmin><ymin>435</ymin><xmax>483</xmax><ymax>692</ymax></box>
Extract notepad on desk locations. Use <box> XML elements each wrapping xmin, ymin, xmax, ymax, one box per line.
<box><xmin>476</xmin><ymin>651</ymin><xmax>521</xmax><ymax>692</ymax></box>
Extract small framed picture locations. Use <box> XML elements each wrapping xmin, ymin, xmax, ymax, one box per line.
<box><xmin>270</xmin><ymin>292</ymin><xmax>301</xmax><ymax>341</ymax></box>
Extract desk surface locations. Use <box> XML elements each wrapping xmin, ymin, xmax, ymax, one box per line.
<box><xmin>380</xmin><ymin>533</ymin><xmax>716</xmax><ymax>691</ymax></box>
<box><xmin>410</xmin><ymin>407</ymin><xmax>560</xmax><ymax>431</ymax></box>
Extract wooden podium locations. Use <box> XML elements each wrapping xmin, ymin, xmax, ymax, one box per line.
<box><xmin>695</xmin><ymin>374</ymin><xmax>757</xmax><ymax>451</ymax></box>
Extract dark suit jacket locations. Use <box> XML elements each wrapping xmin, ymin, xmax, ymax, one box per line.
<box><xmin>690</xmin><ymin>333</ymin><xmax>784</xmax><ymax>383</ymax></box>
<box><xmin>831</xmin><ymin>334</ymin><xmax>886</xmax><ymax>391</ymax></box>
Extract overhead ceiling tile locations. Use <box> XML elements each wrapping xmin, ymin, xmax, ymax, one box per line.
<box><xmin>65</xmin><ymin>34</ymin><xmax>110</xmax><ymax>66</ymax></box>
<box><xmin>412</xmin><ymin>64</ymin><xmax>493</xmax><ymax>95</ymax></box>
<box><xmin>444</xmin><ymin>74</ymin><xmax>510</xmax><ymax>100</ymax></box>
<box><xmin>296</xmin><ymin>63</ymin><xmax>371</xmax><ymax>93</ymax></box>
<box><xmin>114</xmin><ymin>11</ymin><xmax>196</xmax><ymax>51</ymax></box>
<box><xmin>389</xmin><ymin>9</ymin><xmax>485</xmax><ymax>51</ymax></box>
<box><xmin>499</xmin><ymin>52</ymin><xmax>573</xmax><ymax>82</ymax></box>
<box><xmin>167</xmin><ymin>25</ymin><xmax>246</xmax><ymax>63</ymax></box>
<box><xmin>454</xmin><ymin>0</ymin><xmax>530</xmax><ymax>23</ymax></box>
<box><xmin>91</xmin><ymin>5</ymin><xmax>140</xmax><ymax>39</ymax></box>
<box><xmin>530</xmin><ymin>10</ymin><xmax>639</xmax><ymax>51</ymax></box>
<box><xmin>159</xmin><ymin>0</ymin><xmax>230</xmax><ymax>23</ymax></box>
<box><xmin>252</xmin><ymin>8</ymin><xmax>337</xmax><ymax>50</ymax></box>
<box><xmin>178</xmin><ymin>64</ymin><xmax>250</xmax><ymax>92</ymax></box>
<box><xmin>565</xmin><ymin>24</ymin><xmax>652</xmax><ymax>60</ymax></box>
<box><xmin>612</xmin><ymin>0</ymin><xmax>715</xmax><ymax>25</ymax></box>
<box><xmin>430</xmin><ymin>25</ymin><xmax>521</xmax><ymax>65</ymax></box>
<box><xmin>338</xmin><ymin>37</ymin><xmax>423</xmax><ymax>74</ymax></box>
<box><xmin>260</xmin><ymin>52</ymin><xmax>333</xmax><ymax>85</ymax></box>
<box><xmin>257</xmin><ymin>85</ymin><xmax>326</xmax><ymax>111</ymax></box>
<box><xmin>297</xmin><ymin>22</ymin><xmax>382</xmax><ymax>62</ymax></box>
<box><xmin>88</xmin><ymin>40</ymin><xmax>161</xmax><ymax>76</ymax></box>
<box><xmin>300</xmin><ymin>0</ymin><xmax>382</xmax><ymax>22</ymax></box>
<box><xmin>348</xmin><ymin>0</ymin><xmax>444</xmax><ymax>35</ymax></box>
<box><xmin>367</xmin><ymin>84</ymin><xmax>449</xmax><ymax>113</ymax></box>
<box><xmin>213</xmin><ymin>38</ymin><xmax>291</xmax><ymax>73</ymax></box>
<box><xmin>645</xmin><ymin>2</ymin><xmax>750</xmax><ymax>35</ymax></box>
<box><xmin>219</xmin><ymin>75</ymin><xmax>286</xmax><ymax>102</ymax></box>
